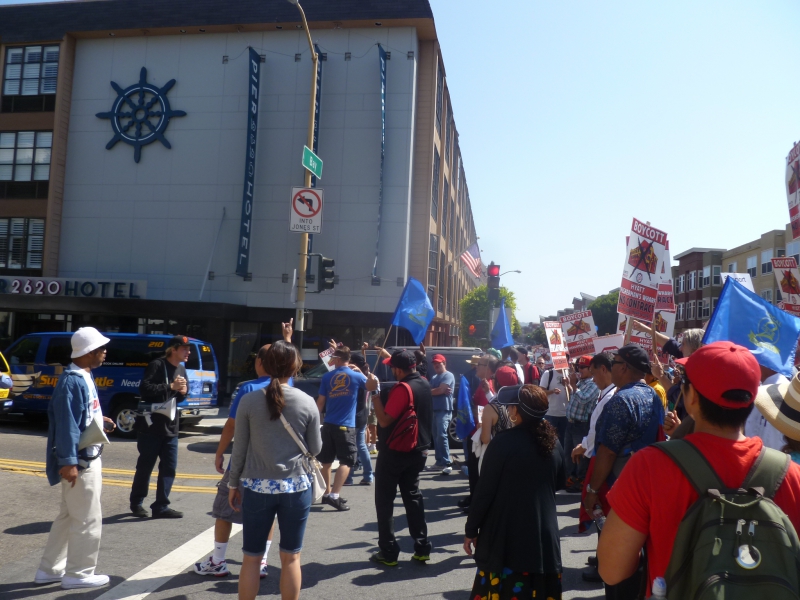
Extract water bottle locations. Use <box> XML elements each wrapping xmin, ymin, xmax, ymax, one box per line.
<box><xmin>592</xmin><ymin>505</ymin><xmax>606</xmax><ymax>531</ymax></box>
<box><xmin>650</xmin><ymin>576</ymin><xmax>667</xmax><ymax>598</ymax></box>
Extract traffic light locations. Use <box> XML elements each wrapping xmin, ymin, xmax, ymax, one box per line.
<box><xmin>469</xmin><ymin>324</ymin><xmax>476</xmax><ymax>336</ymax></box>
<box><xmin>468</xmin><ymin>320</ymin><xmax>489</xmax><ymax>339</ymax></box>
<box><xmin>487</xmin><ymin>262</ymin><xmax>500</xmax><ymax>304</ymax></box>
<box><xmin>319</xmin><ymin>256</ymin><xmax>336</xmax><ymax>291</ymax></box>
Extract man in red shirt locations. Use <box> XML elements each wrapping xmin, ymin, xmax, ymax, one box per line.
<box><xmin>598</xmin><ymin>341</ymin><xmax>800</xmax><ymax>593</ymax></box>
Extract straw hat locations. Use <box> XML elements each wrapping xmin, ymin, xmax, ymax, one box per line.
<box><xmin>465</xmin><ymin>355</ymin><xmax>482</xmax><ymax>366</ymax></box>
<box><xmin>754</xmin><ymin>374</ymin><xmax>800</xmax><ymax>442</ymax></box>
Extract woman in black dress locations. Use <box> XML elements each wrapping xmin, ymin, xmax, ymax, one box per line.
<box><xmin>464</xmin><ymin>384</ymin><xmax>565</xmax><ymax>600</ymax></box>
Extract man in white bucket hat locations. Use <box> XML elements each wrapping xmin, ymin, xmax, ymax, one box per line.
<box><xmin>35</xmin><ymin>327</ymin><xmax>114</xmax><ymax>590</ymax></box>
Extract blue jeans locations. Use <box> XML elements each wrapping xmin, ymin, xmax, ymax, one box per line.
<box><xmin>130</xmin><ymin>433</ymin><xmax>178</xmax><ymax>513</ymax></box>
<box><xmin>346</xmin><ymin>425</ymin><xmax>373</xmax><ymax>484</ymax></box>
<box><xmin>433</xmin><ymin>410</ymin><xmax>452</xmax><ymax>466</ymax></box>
<box><xmin>242</xmin><ymin>486</ymin><xmax>312</xmax><ymax>555</ymax></box>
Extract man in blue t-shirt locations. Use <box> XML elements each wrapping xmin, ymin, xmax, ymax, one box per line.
<box><xmin>428</xmin><ymin>354</ymin><xmax>455</xmax><ymax>474</ymax></box>
<box><xmin>317</xmin><ymin>346</ymin><xmax>368</xmax><ymax>511</ymax></box>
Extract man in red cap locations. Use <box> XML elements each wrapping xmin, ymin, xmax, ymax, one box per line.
<box><xmin>565</xmin><ymin>355</ymin><xmax>599</xmax><ymax>493</ymax></box>
<box><xmin>428</xmin><ymin>354</ymin><xmax>455</xmax><ymax>475</ymax></box>
<box><xmin>598</xmin><ymin>341</ymin><xmax>800</xmax><ymax>595</ymax></box>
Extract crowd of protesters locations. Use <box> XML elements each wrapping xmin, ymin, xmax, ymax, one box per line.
<box><xmin>34</xmin><ymin>319</ymin><xmax>800</xmax><ymax>600</ymax></box>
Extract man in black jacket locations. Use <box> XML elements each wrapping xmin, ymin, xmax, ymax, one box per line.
<box><xmin>366</xmin><ymin>349</ymin><xmax>433</xmax><ymax>567</ymax></box>
<box><xmin>129</xmin><ymin>335</ymin><xmax>189</xmax><ymax>519</ymax></box>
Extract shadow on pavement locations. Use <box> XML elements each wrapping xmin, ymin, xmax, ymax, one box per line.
<box><xmin>0</xmin><ymin>575</ymin><xmax>125</xmax><ymax>600</ymax></box>
<box><xmin>4</xmin><ymin>521</ymin><xmax>51</xmax><ymax>535</ymax></box>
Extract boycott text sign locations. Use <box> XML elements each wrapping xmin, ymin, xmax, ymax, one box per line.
<box><xmin>618</xmin><ymin>279</ymin><xmax>658</xmax><ymax>321</ymax></box>
<box><xmin>773</xmin><ymin>257</ymin><xmax>800</xmax><ymax>316</ymax></box>
<box><xmin>559</xmin><ymin>310</ymin><xmax>597</xmax><ymax>356</ymax></box>
<box><xmin>618</xmin><ymin>218</ymin><xmax>668</xmax><ymax>320</ymax></box>
<box><xmin>787</xmin><ymin>142</ymin><xmax>800</xmax><ymax>240</ymax></box>
<box><xmin>593</xmin><ymin>334</ymin><xmax>625</xmax><ymax>354</ymax></box>
<box><xmin>720</xmin><ymin>272</ymin><xmax>754</xmax><ymax>292</ymax></box>
<box><xmin>543</xmin><ymin>321</ymin><xmax>569</xmax><ymax>370</ymax></box>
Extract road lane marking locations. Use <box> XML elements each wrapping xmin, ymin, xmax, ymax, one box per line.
<box><xmin>94</xmin><ymin>523</ymin><xmax>243</xmax><ymax>600</ymax></box>
<box><xmin>0</xmin><ymin>458</ymin><xmax>220</xmax><ymax>478</ymax></box>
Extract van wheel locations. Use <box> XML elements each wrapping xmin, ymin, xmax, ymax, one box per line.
<box><xmin>448</xmin><ymin>418</ymin><xmax>463</xmax><ymax>447</ymax></box>
<box><xmin>110</xmin><ymin>402</ymin><xmax>138</xmax><ymax>439</ymax></box>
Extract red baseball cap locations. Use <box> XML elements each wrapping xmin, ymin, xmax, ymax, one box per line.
<box><xmin>675</xmin><ymin>341</ymin><xmax>760</xmax><ymax>408</ymax></box>
<box><xmin>432</xmin><ymin>354</ymin><xmax>446</xmax><ymax>363</ymax></box>
<box><xmin>495</xmin><ymin>365</ymin><xmax>519</xmax><ymax>387</ymax></box>
<box><xmin>577</xmin><ymin>355</ymin><xmax>592</xmax><ymax>367</ymax></box>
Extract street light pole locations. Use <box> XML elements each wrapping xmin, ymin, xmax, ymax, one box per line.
<box><xmin>288</xmin><ymin>0</ymin><xmax>318</xmax><ymax>352</ymax></box>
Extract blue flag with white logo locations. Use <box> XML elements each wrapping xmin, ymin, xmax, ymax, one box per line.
<box><xmin>391</xmin><ymin>278</ymin><xmax>435</xmax><ymax>345</ymax></box>
<box><xmin>491</xmin><ymin>297</ymin><xmax>514</xmax><ymax>350</ymax></box>
<box><xmin>455</xmin><ymin>374</ymin><xmax>475</xmax><ymax>440</ymax></box>
<box><xmin>703</xmin><ymin>277</ymin><xmax>800</xmax><ymax>377</ymax></box>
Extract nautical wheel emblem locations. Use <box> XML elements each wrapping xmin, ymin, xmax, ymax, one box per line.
<box><xmin>96</xmin><ymin>67</ymin><xmax>186</xmax><ymax>163</ymax></box>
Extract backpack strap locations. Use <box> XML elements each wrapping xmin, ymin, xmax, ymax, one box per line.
<box><xmin>742</xmin><ymin>446</ymin><xmax>791</xmax><ymax>499</ymax></box>
<box><xmin>655</xmin><ymin>439</ymin><xmax>725</xmax><ymax>495</ymax></box>
<box><xmin>398</xmin><ymin>381</ymin><xmax>415</xmax><ymax>412</ymax></box>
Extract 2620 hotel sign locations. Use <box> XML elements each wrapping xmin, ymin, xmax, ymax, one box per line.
<box><xmin>0</xmin><ymin>277</ymin><xmax>147</xmax><ymax>299</ymax></box>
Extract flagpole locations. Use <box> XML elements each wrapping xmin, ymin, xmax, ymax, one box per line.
<box><xmin>372</xmin><ymin>325</ymin><xmax>393</xmax><ymax>373</ymax></box>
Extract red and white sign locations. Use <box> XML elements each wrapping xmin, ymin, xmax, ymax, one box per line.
<box><xmin>543</xmin><ymin>321</ymin><xmax>569</xmax><ymax>370</ymax></box>
<box><xmin>289</xmin><ymin>187</ymin><xmax>324</xmax><ymax>234</ymax></box>
<box><xmin>773</xmin><ymin>257</ymin><xmax>800</xmax><ymax>316</ymax></box>
<box><xmin>593</xmin><ymin>334</ymin><xmax>625</xmax><ymax>355</ymax></box>
<box><xmin>559</xmin><ymin>310</ymin><xmax>598</xmax><ymax>356</ymax></box>
<box><xmin>618</xmin><ymin>218</ymin><xmax>668</xmax><ymax>321</ymax></box>
<box><xmin>787</xmin><ymin>143</ymin><xmax>800</xmax><ymax>240</ymax></box>
<box><xmin>319</xmin><ymin>346</ymin><xmax>336</xmax><ymax>371</ymax></box>
<box><xmin>618</xmin><ymin>313</ymin><xmax>673</xmax><ymax>363</ymax></box>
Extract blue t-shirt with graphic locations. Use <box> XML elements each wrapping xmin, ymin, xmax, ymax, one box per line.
<box><xmin>319</xmin><ymin>366</ymin><xmax>368</xmax><ymax>427</ymax></box>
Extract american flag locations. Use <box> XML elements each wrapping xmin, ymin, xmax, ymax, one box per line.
<box><xmin>459</xmin><ymin>243</ymin><xmax>482</xmax><ymax>279</ymax></box>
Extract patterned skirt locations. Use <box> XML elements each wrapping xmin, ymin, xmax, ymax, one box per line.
<box><xmin>470</xmin><ymin>567</ymin><xmax>562</xmax><ymax>600</ymax></box>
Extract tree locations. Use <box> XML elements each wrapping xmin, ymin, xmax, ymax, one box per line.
<box><xmin>588</xmin><ymin>291</ymin><xmax>620</xmax><ymax>336</ymax></box>
<box><xmin>460</xmin><ymin>285</ymin><xmax>521</xmax><ymax>348</ymax></box>
<box><xmin>530</xmin><ymin>326</ymin><xmax>547</xmax><ymax>346</ymax></box>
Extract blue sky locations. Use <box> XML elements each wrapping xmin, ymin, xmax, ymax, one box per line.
<box><xmin>4</xmin><ymin>0</ymin><xmax>800</xmax><ymax>323</ymax></box>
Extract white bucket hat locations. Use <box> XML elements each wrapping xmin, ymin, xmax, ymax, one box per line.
<box><xmin>71</xmin><ymin>327</ymin><xmax>111</xmax><ymax>358</ymax></box>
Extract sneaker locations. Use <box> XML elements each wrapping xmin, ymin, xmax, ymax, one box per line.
<box><xmin>369</xmin><ymin>449</ymin><xmax>378</xmax><ymax>455</ymax></box>
<box><xmin>587</xmin><ymin>555</ymin><xmax>598</xmax><ymax>567</ymax></box>
<box><xmin>441</xmin><ymin>466</ymin><xmax>452</xmax><ymax>476</ymax></box>
<box><xmin>566</xmin><ymin>483</ymin><xmax>583</xmax><ymax>494</ymax></box>
<box><xmin>130</xmin><ymin>505</ymin><xmax>149</xmax><ymax>518</ymax></box>
<box><xmin>343</xmin><ymin>479</ymin><xmax>355</xmax><ymax>486</ymax></box>
<box><xmin>34</xmin><ymin>569</ymin><xmax>63</xmax><ymax>585</ymax></box>
<box><xmin>260</xmin><ymin>563</ymin><xmax>268</xmax><ymax>579</ymax></box>
<box><xmin>61</xmin><ymin>574</ymin><xmax>110</xmax><ymax>589</ymax></box>
<box><xmin>581</xmin><ymin>565</ymin><xmax>603</xmax><ymax>583</ymax></box>
<box><xmin>194</xmin><ymin>557</ymin><xmax>230</xmax><ymax>577</ymax></box>
<box><xmin>359</xmin><ymin>479</ymin><xmax>373</xmax><ymax>486</ymax></box>
<box><xmin>411</xmin><ymin>553</ymin><xmax>430</xmax><ymax>563</ymax></box>
<box><xmin>565</xmin><ymin>476</ymin><xmax>578</xmax><ymax>488</ymax></box>
<box><xmin>457</xmin><ymin>498</ymin><xmax>470</xmax><ymax>509</ymax></box>
<box><xmin>423</xmin><ymin>465</ymin><xmax>439</xmax><ymax>472</ymax></box>
<box><xmin>324</xmin><ymin>496</ymin><xmax>350</xmax><ymax>511</ymax></box>
<box><xmin>370</xmin><ymin>551</ymin><xmax>398</xmax><ymax>567</ymax></box>
<box><xmin>152</xmin><ymin>508</ymin><xmax>183</xmax><ymax>519</ymax></box>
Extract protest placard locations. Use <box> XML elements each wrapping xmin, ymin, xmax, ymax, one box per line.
<box><xmin>773</xmin><ymin>256</ymin><xmax>800</xmax><ymax>316</ymax></box>
<box><xmin>593</xmin><ymin>333</ymin><xmax>625</xmax><ymax>354</ymax></box>
<box><xmin>618</xmin><ymin>312</ymin><xmax>673</xmax><ymax>363</ymax></box>
<box><xmin>617</xmin><ymin>218</ymin><xmax>668</xmax><ymax>321</ymax></box>
<box><xmin>543</xmin><ymin>321</ymin><xmax>569</xmax><ymax>370</ymax></box>
<box><xmin>787</xmin><ymin>142</ymin><xmax>800</xmax><ymax>239</ymax></box>
<box><xmin>559</xmin><ymin>310</ymin><xmax>598</xmax><ymax>356</ymax></box>
<box><xmin>319</xmin><ymin>346</ymin><xmax>336</xmax><ymax>371</ymax></box>
<box><xmin>720</xmin><ymin>272</ymin><xmax>754</xmax><ymax>292</ymax></box>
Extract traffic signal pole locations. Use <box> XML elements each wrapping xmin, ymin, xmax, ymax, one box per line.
<box><xmin>487</xmin><ymin>262</ymin><xmax>501</xmax><ymax>339</ymax></box>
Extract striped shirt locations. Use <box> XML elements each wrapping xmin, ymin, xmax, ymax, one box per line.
<box><xmin>566</xmin><ymin>377</ymin><xmax>599</xmax><ymax>423</ymax></box>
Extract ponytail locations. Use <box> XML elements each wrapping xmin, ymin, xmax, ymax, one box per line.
<box><xmin>265</xmin><ymin>376</ymin><xmax>285</xmax><ymax>421</ymax></box>
<box><xmin>261</xmin><ymin>340</ymin><xmax>302</xmax><ymax>421</ymax></box>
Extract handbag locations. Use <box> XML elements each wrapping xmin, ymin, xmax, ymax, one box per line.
<box><xmin>278</xmin><ymin>412</ymin><xmax>325</xmax><ymax>504</ymax></box>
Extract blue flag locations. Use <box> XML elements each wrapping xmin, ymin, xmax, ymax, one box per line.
<box><xmin>491</xmin><ymin>297</ymin><xmax>514</xmax><ymax>349</ymax></box>
<box><xmin>391</xmin><ymin>277</ymin><xmax>435</xmax><ymax>345</ymax></box>
<box><xmin>703</xmin><ymin>277</ymin><xmax>800</xmax><ymax>377</ymax></box>
<box><xmin>455</xmin><ymin>374</ymin><xmax>475</xmax><ymax>440</ymax></box>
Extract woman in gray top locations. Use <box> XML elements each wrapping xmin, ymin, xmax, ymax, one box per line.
<box><xmin>228</xmin><ymin>341</ymin><xmax>321</xmax><ymax>600</ymax></box>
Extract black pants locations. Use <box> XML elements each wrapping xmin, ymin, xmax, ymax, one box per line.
<box><xmin>130</xmin><ymin>432</ymin><xmax>178</xmax><ymax>513</ymax></box>
<box><xmin>466</xmin><ymin>436</ymin><xmax>480</xmax><ymax>504</ymax></box>
<box><xmin>374</xmin><ymin>448</ymin><xmax>431</xmax><ymax>561</ymax></box>
<box><xmin>601</xmin><ymin>545</ymin><xmax>646</xmax><ymax>600</ymax></box>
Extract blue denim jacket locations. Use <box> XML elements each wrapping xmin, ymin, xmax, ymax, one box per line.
<box><xmin>45</xmin><ymin>370</ymin><xmax>91</xmax><ymax>486</ymax></box>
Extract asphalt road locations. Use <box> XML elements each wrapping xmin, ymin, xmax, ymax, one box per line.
<box><xmin>0</xmin><ymin>411</ymin><xmax>604</xmax><ymax>600</ymax></box>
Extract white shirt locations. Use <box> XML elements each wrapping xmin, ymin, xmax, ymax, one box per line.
<box><xmin>582</xmin><ymin>383</ymin><xmax>616</xmax><ymax>458</ymax></box>
<box><xmin>513</xmin><ymin>363</ymin><xmax>524</xmax><ymax>385</ymax></box>
<box><xmin>69</xmin><ymin>363</ymin><xmax>103</xmax><ymax>457</ymax></box>
<box><xmin>745</xmin><ymin>372</ymin><xmax>790</xmax><ymax>451</ymax></box>
<box><xmin>542</xmin><ymin>370</ymin><xmax>568</xmax><ymax>417</ymax></box>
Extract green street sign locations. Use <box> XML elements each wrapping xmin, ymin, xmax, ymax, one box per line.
<box><xmin>302</xmin><ymin>145</ymin><xmax>323</xmax><ymax>179</ymax></box>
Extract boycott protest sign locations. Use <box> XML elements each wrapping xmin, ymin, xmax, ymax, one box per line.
<box><xmin>618</xmin><ymin>218</ymin><xmax>668</xmax><ymax>321</ymax></box>
<box><xmin>543</xmin><ymin>321</ymin><xmax>569</xmax><ymax>370</ymax></box>
<box><xmin>787</xmin><ymin>142</ymin><xmax>800</xmax><ymax>239</ymax></box>
<box><xmin>559</xmin><ymin>310</ymin><xmax>598</xmax><ymax>356</ymax></box>
<box><xmin>720</xmin><ymin>272</ymin><xmax>754</xmax><ymax>292</ymax></box>
<box><xmin>319</xmin><ymin>346</ymin><xmax>336</xmax><ymax>371</ymax></box>
<box><xmin>593</xmin><ymin>333</ymin><xmax>625</xmax><ymax>354</ymax></box>
<box><xmin>773</xmin><ymin>257</ymin><xmax>800</xmax><ymax>316</ymax></box>
<box><xmin>619</xmin><ymin>312</ymin><xmax>673</xmax><ymax>363</ymax></box>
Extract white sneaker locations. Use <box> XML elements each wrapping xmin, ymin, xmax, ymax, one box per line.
<box><xmin>442</xmin><ymin>466</ymin><xmax>453</xmax><ymax>475</ymax></box>
<box><xmin>61</xmin><ymin>574</ymin><xmax>110</xmax><ymax>589</ymax></box>
<box><xmin>260</xmin><ymin>563</ymin><xmax>268</xmax><ymax>579</ymax></box>
<box><xmin>193</xmin><ymin>557</ymin><xmax>230</xmax><ymax>577</ymax></box>
<box><xmin>34</xmin><ymin>569</ymin><xmax>63</xmax><ymax>584</ymax></box>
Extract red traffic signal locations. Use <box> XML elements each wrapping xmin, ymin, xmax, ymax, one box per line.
<box><xmin>487</xmin><ymin>262</ymin><xmax>500</xmax><ymax>277</ymax></box>
<box><xmin>469</xmin><ymin>324</ymin><xmax>476</xmax><ymax>336</ymax></box>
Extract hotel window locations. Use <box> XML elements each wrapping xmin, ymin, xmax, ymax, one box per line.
<box><xmin>728</xmin><ymin>261</ymin><xmax>737</xmax><ymax>273</ymax></box>
<box><xmin>761</xmin><ymin>249</ymin><xmax>773</xmax><ymax>275</ymax></box>
<box><xmin>677</xmin><ymin>274</ymin><xmax>684</xmax><ymax>293</ymax></box>
<box><xmin>435</xmin><ymin>64</ymin><xmax>444</xmax><ymax>133</ymax></box>
<box><xmin>439</xmin><ymin>251</ymin><xmax>445</xmax><ymax>312</ymax></box>
<box><xmin>712</xmin><ymin>266</ymin><xmax>721</xmax><ymax>286</ymax></box>
<box><xmin>431</xmin><ymin>149</ymin><xmax>440</xmax><ymax>222</ymax></box>
<box><xmin>702</xmin><ymin>266</ymin><xmax>710</xmax><ymax>287</ymax></box>
<box><xmin>0</xmin><ymin>218</ymin><xmax>44</xmax><ymax>270</ymax></box>
<box><xmin>0</xmin><ymin>131</ymin><xmax>52</xmax><ymax>182</ymax></box>
<box><xmin>712</xmin><ymin>297</ymin><xmax>718</xmax><ymax>313</ymax></box>
<box><xmin>747</xmin><ymin>255</ymin><xmax>757</xmax><ymax>278</ymax></box>
<box><xmin>761</xmin><ymin>289</ymin><xmax>773</xmax><ymax>304</ymax></box>
<box><xmin>787</xmin><ymin>240</ymin><xmax>800</xmax><ymax>264</ymax></box>
<box><xmin>441</xmin><ymin>179</ymin><xmax>449</xmax><ymax>239</ymax></box>
<box><xmin>677</xmin><ymin>302</ymin><xmax>684</xmax><ymax>320</ymax></box>
<box><xmin>687</xmin><ymin>300</ymin><xmax>695</xmax><ymax>320</ymax></box>
<box><xmin>700</xmin><ymin>298</ymin><xmax>710</xmax><ymax>318</ymax></box>
<box><xmin>688</xmin><ymin>271</ymin><xmax>696</xmax><ymax>291</ymax></box>
<box><xmin>3</xmin><ymin>46</ymin><xmax>59</xmax><ymax>112</ymax></box>
<box><xmin>428</xmin><ymin>234</ymin><xmax>438</xmax><ymax>304</ymax></box>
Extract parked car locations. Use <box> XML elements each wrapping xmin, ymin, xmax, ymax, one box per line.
<box><xmin>2</xmin><ymin>332</ymin><xmax>219</xmax><ymax>437</ymax></box>
<box><xmin>0</xmin><ymin>351</ymin><xmax>11</xmax><ymax>414</ymax></box>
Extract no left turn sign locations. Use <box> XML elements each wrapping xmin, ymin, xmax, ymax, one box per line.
<box><xmin>289</xmin><ymin>187</ymin><xmax>323</xmax><ymax>234</ymax></box>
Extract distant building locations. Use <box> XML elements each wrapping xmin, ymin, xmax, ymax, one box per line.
<box><xmin>672</xmin><ymin>248</ymin><xmax>725</xmax><ymax>333</ymax></box>
<box><xmin>723</xmin><ymin>226</ymin><xmax>792</xmax><ymax>306</ymax></box>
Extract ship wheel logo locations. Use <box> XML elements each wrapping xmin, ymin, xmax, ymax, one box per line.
<box><xmin>96</xmin><ymin>67</ymin><xmax>186</xmax><ymax>163</ymax></box>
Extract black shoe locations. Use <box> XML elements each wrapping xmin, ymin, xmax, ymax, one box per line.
<box><xmin>152</xmin><ymin>508</ymin><xmax>183</xmax><ymax>519</ymax></box>
<box><xmin>324</xmin><ymin>496</ymin><xmax>350</xmax><ymax>511</ymax></box>
<box><xmin>581</xmin><ymin>565</ymin><xmax>603</xmax><ymax>583</ymax></box>
<box><xmin>130</xmin><ymin>505</ymin><xmax>149</xmax><ymax>518</ymax></box>
<box><xmin>566</xmin><ymin>483</ymin><xmax>583</xmax><ymax>494</ymax></box>
<box><xmin>457</xmin><ymin>498</ymin><xmax>470</xmax><ymax>509</ymax></box>
<box><xmin>587</xmin><ymin>555</ymin><xmax>598</xmax><ymax>568</ymax></box>
<box><xmin>359</xmin><ymin>479</ymin><xmax>373</xmax><ymax>486</ymax></box>
<box><xmin>370</xmin><ymin>551</ymin><xmax>398</xmax><ymax>567</ymax></box>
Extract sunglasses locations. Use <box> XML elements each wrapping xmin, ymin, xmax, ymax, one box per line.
<box><xmin>578</xmin><ymin>365</ymin><xmax>590</xmax><ymax>370</ymax></box>
<box><xmin>612</xmin><ymin>360</ymin><xmax>626</xmax><ymax>367</ymax></box>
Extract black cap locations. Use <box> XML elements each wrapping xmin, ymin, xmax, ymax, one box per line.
<box><xmin>350</xmin><ymin>353</ymin><xmax>367</xmax><ymax>369</ymax></box>
<box><xmin>516</xmin><ymin>346</ymin><xmax>529</xmax><ymax>356</ymax></box>
<box><xmin>617</xmin><ymin>344</ymin><xmax>651</xmax><ymax>374</ymax></box>
<box><xmin>168</xmin><ymin>335</ymin><xmax>191</xmax><ymax>349</ymax></box>
<box><xmin>383</xmin><ymin>349</ymin><xmax>416</xmax><ymax>370</ymax></box>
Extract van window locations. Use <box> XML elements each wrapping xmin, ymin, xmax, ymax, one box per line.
<box><xmin>199</xmin><ymin>345</ymin><xmax>215</xmax><ymax>371</ymax></box>
<box><xmin>104</xmin><ymin>338</ymin><xmax>167</xmax><ymax>368</ymax></box>
<box><xmin>45</xmin><ymin>337</ymin><xmax>72</xmax><ymax>366</ymax></box>
<box><xmin>6</xmin><ymin>337</ymin><xmax>40</xmax><ymax>366</ymax></box>
<box><xmin>185</xmin><ymin>347</ymin><xmax>200</xmax><ymax>371</ymax></box>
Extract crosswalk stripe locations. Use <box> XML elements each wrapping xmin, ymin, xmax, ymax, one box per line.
<box><xmin>94</xmin><ymin>523</ymin><xmax>243</xmax><ymax>600</ymax></box>
<box><xmin>0</xmin><ymin>457</ymin><xmax>220</xmax><ymax>479</ymax></box>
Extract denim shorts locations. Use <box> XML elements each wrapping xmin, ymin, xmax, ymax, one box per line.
<box><xmin>241</xmin><ymin>486</ymin><xmax>312</xmax><ymax>556</ymax></box>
